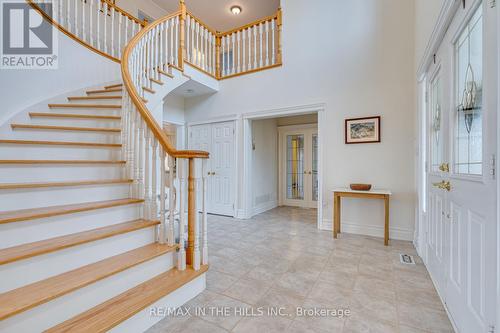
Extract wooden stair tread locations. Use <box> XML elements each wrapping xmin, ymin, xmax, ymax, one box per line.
<box><xmin>86</xmin><ymin>88</ymin><xmax>122</xmax><ymax>94</ymax></box>
<box><xmin>104</xmin><ymin>83</ymin><xmax>123</xmax><ymax>89</ymax></box>
<box><xmin>11</xmin><ymin>124</ymin><xmax>121</xmax><ymax>133</ymax></box>
<box><xmin>68</xmin><ymin>96</ymin><xmax>122</xmax><ymax>101</ymax></box>
<box><xmin>142</xmin><ymin>86</ymin><xmax>155</xmax><ymax>94</ymax></box>
<box><xmin>149</xmin><ymin>78</ymin><xmax>164</xmax><ymax>85</ymax></box>
<box><xmin>29</xmin><ymin>113</ymin><xmax>121</xmax><ymax>120</ymax></box>
<box><xmin>46</xmin><ymin>265</ymin><xmax>208</xmax><ymax>333</ymax></box>
<box><xmin>0</xmin><ymin>179</ymin><xmax>132</xmax><ymax>190</ymax></box>
<box><xmin>48</xmin><ymin>104</ymin><xmax>121</xmax><ymax>109</ymax></box>
<box><xmin>0</xmin><ymin>219</ymin><xmax>159</xmax><ymax>265</ymax></box>
<box><xmin>158</xmin><ymin>68</ymin><xmax>174</xmax><ymax>78</ymax></box>
<box><xmin>0</xmin><ymin>140</ymin><xmax>121</xmax><ymax>148</ymax></box>
<box><xmin>0</xmin><ymin>243</ymin><xmax>176</xmax><ymax>321</ymax></box>
<box><xmin>0</xmin><ymin>159</ymin><xmax>125</xmax><ymax>164</ymax></box>
<box><xmin>0</xmin><ymin>198</ymin><xmax>143</xmax><ymax>224</ymax></box>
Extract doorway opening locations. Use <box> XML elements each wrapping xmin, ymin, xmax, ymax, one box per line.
<box><xmin>242</xmin><ymin>104</ymin><xmax>325</xmax><ymax>228</ymax></box>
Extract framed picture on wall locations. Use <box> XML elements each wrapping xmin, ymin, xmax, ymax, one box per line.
<box><xmin>345</xmin><ymin>116</ymin><xmax>381</xmax><ymax>144</ymax></box>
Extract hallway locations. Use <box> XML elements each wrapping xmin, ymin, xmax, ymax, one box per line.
<box><xmin>148</xmin><ymin>207</ymin><xmax>453</xmax><ymax>333</ymax></box>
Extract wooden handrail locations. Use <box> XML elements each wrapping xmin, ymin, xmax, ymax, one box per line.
<box><xmin>121</xmin><ymin>11</ymin><xmax>209</xmax><ymax>159</ymax></box>
<box><xmin>26</xmin><ymin>0</ymin><xmax>121</xmax><ymax>63</ymax></box>
<box><xmin>218</xmin><ymin>10</ymin><xmax>280</xmax><ymax>37</ymax></box>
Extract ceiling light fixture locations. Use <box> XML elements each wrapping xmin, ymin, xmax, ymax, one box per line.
<box><xmin>230</xmin><ymin>5</ymin><xmax>242</xmax><ymax>15</ymax></box>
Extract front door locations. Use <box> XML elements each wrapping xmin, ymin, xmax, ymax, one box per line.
<box><xmin>189</xmin><ymin>121</ymin><xmax>235</xmax><ymax>216</ymax></box>
<box><xmin>279</xmin><ymin>126</ymin><xmax>318</xmax><ymax>208</ymax></box>
<box><xmin>425</xmin><ymin>3</ymin><xmax>497</xmax><ymax>332</ymax></box>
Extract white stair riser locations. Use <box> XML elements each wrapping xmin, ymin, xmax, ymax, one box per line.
<box><xmin>0</xmin><ymin>146</ymin><xmax>121</xmax><ymax>160</ymax></box>
<box><xmin>0</xmin><ymin>165</ymin><xmax>126</xmax><ymax>183</ymax></box>
<box><xmin>0</xmin><ymin>204</ymin><xmax>143</xmax><ymax>249</ymax></box>
<box><xmin>0</xmin><ymin>184</ymin><xmax>131</xmax><ymax>211</ymax></box>
<box><xmin>6</xmin><ymin>129</ymin><xmax>121</xmax><ymax>143</ymax></box>
<box><xmin>30</xmin><ymin>108</ymin><xmax>122</xmax><ymax>117</ymax></box>
<box><xmin>0</xmin><ymin>227</ymin><xmax>157</xmax><ymax>292</ymax></box>
<box><xmin>65</xmin><ymin>99</ymin><xmax>122</xmax><ymax>105</ymax></box>
<box><xmin>110</xmin><ymin>274</ymin><xmax>206</xmax><ymax>333</ymax></box>
<box><xmin>29</xmin><ymin>117</ymin><xmax>121</xmax><ymax>128</ymax></box>
<box><xmin>0</xmin><ymin>251</ymin><xmax>173</xmax><ymax>333</ymax></box>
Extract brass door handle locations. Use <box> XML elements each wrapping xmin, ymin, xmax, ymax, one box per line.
<box><xmin>439</xmin><ymin>163</ymin><xmax>450</xmax><ymax>173</ymax></box>
<box><xmin>432</xmin><ymin>180</ymin><xmax>451</xmax><ymax>191</ymax></box>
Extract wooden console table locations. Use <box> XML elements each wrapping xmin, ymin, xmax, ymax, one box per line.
<box><xmin>332</xmin><ymin>188</ymin><xmax>392</xmax><ymax>245</ymax></box>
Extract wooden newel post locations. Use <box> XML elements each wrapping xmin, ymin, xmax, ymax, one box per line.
<box><xmin>215</xmin><ymin>34</ymin><xmax>222</xmax><ymax>79</ymax></box>
<box><xmin>178</xmin><ymin>0</ymin><xmax>186</xmax><ymax>70</ymax></box>
<box><xmin>186</xmin><ymin>158</ymin><xmax>195</xmax><ymax>266</ymax></box>
<box><xmin>276</xmin><ymin>8</ymin><xmax>283</xmax><ymax>64</ymax></box>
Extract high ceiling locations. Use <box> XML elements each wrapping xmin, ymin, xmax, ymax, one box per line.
<box><xmin>152</xmin><ymin>0</ymin><xmax>280</xmax><ymax>32</ymax></box>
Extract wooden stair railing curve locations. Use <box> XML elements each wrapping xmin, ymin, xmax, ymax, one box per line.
<box><xmin>26</xmin><ymin>0</ymin><xmax>145</xmax><ymax>63</ymax></box>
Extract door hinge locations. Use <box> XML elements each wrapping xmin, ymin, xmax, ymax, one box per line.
<box><xmin>490</xmin><ymin>0</ymin><xmax>496</xmax><ymax>8</ymax></box>
<box><xmin>488</xmin><ymin>325</ymin><xmax>495</xmax><ymax>333</ymax></box>
<box><xmin>490</xmin><ymin>154</ymin><xmax>496</xmax><ymax>179</ymax></box>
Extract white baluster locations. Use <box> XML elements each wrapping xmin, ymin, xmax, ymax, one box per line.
<box><xmin>247</xmin><ymin>28</ymin><xmax>251</xmax><ymax>70</ymax></box>
<box><xmin>195</xmin><ymin>22</ymin><xmax>199</xmax><ymax>66</ymax></box>
<box><xmin>193</xmin><ymin>159</ymin><xmax>201</xmax><ymax>271</ymax></box>
<box><xmin>152</xmin><ymin>138</ymin><xmax>158</xmax><ymax>221</ymax></box>
<box><xmin>177</xmin><ymin>158</ymin><xmax>186</xmax><ymax>271</ymax></box>
<box><xmin>127</xmin><ymin>98</ymin><xmax>135</xmax><ymax>183</ymax></box>
<box><xmin>81</xmin><ymin>0</ymin><xmax>86</xmax><ymax>42</ymax></box>
<box><xmin>236</xmin><ymin>31</ymin><xmax>241</xmax><ymax>73</ymax></box>
<box><xmin>168</xmin><ymin>154</ymin><xmax>175</xmax><ymax>246</ymax></box>
<box><xmin>89</xmin><ymin>0</ymin><xmax>94</xmax><ymax>46</ymax></box>
<box><xmin>144</xmin><ymin>130</ymin><xmax>151</xmax><ymax>220</ymax></box>
<box><xmin>175</xmin><ymin>16</ymin><xmax>179</xmax><ymax>66</ymax></box>
<box><xmin>221</xmin><ymin>36</ymin><xmax>226</xmax><ymax>76</ymax></box>
<box><xmin>73</xmin><ymin>0</ymin><xmax>78</xmax><ymax>36</ymax></box>
<box><xmin>253</xmin><ymin>26</ymin><xmax>257</xmax><ymax>69</ymax></box>
<box><xmin>159</xmin><ymin>22</ymin><xmax>164</xmax><ymax>72</ymax></box>
<box><xmin>159</xmin><ymin>147</ymin><xmax>166</xmax><ymax>244</ymax></box>
<box><xmin>96</xmin><ymin>0</ymin><xmax>100</xmax><ymax>50</ymax></box>
<box><xmin>169</xmin><ymin>18</ymin><xmax>174</xmax><ymax>66</ymax></box>
<box><xmin>103</xmin><ymin>2</ymin><xmax>107</xmax><ymax>54</ymax></box>
<box><xmin>259</xmin><ymin>23</ymin><xmax>264</xmax><ymax>68</ymax></box>
<box><xmin>242</xmin><ymin>29</ymin><xmax>246</xmax><ymax>72</ymax></box>
<box><xmin>110</xmin><ymin>7</ymin><xmax>115</xmax><ymax>57</ymax></box>
<box><xmin>265</xmin><ymin>20</ymin><xmax>270</xmax><ymax>66</ymax></box>
<box><xmin>271</xmin><ymin>19</ymin><xmax>276</xmax><ymax>65</ymax></box>
<box><xmin>133</xmin><ymin>113</ymin><xmax>141</xmax><ymax>197</ymax></box>
<box><xmin>124</xmin><ymin>16</ymin><xmax>129</xmax><ymax>52</ymax></box>
<box><xmin>231</xmin><ymin>33</ymin><xmax>235</xmax><ymax>74</ymax></box>
<box><xmin>201</xmin><ymin>158</ymin><xmax>208</xmax><ymax>265</ymax></box>
<box><xmin>66</xmin><ymin>0</ymin><xmax>71</xmax><ymax>32</ymax></box>
<box><xmin>186</xmin><ymin>15</ymin><xmax>191</xmax><ymax>62</ymax></box>
<box><xmin>118</xmin><ymin>13</ymin><xmax>123</xmax><ymax>58</ymax></box>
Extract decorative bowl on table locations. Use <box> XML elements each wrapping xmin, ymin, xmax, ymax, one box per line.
<box><xmin>350</xmin><ymin>184</ymin><xmax>372</xmax><ymax>191</ymax></box>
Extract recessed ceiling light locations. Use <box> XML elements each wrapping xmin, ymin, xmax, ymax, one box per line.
<box><xmin>186</xmin><ymin>89</ymin><xmax>195</xmax><ymax>94</ymax></box>
<box><xmin>230</xmin><ymin>5</ymin><xmax>242</xmax><ymax>15</ymax></box>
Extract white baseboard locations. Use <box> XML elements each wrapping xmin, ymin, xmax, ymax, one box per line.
<box><xmin>235</xmin><ymin>209</ymin><xmax>249</xmax><ymax>219</ymax></box>
<box><xmin>252</xmin><ymin>200</ymin><xmax>278</xmax><ymax>216</ymax></box>
<box><xmin>321</xmin><ymin>219</ymin><xmax>414</xmax><ymax>241</ymax></box>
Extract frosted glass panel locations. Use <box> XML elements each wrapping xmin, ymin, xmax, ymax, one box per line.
<box><xmin>430</xmin><ymin>75</ymin><xmax>443</xmax><ymax>172</ymax></box>
<box><xmin>454</xmin><ymin>7</ymin><xmax>482</xmax><ymax>175</ymax></box>
<box><xmin>312</xmin><ymin>134</ymin><xmax>318</xmax><ymax>201</ymax></box>
<box><xmin>287</xmin><ymin>135</ymin><xmax>304</xmax><ymax>200</ymax></box>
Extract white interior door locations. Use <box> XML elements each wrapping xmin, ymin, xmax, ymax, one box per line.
<box><xmin>280</xmin><ymin>126</ymin><xmax>318</xmax><ymax>208</ymax></box>
<box><xmin>425</xmin><ymin>3</ymin><xmax>497</xmax><ymax>332</ymax></box>
<box><xmin>189</xmin><ymin>121</ymin><xmax>235</xmax><ymax>216</ymax></box>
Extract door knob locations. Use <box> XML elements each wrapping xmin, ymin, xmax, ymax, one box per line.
<box><xmin>439</xmin><ymin>163</ymin><xmax>450</xmax><ymax>173</ymax></box>
<box><xmin>308</xmin><ymin>171</ymin><xmax>312</xmax><ymax>175</ymax></box>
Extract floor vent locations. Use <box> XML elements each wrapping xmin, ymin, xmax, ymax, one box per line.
<box><xmin>399</xmin><ymin>253</ymin><xmax>415</xmax><ymax>265</ymax></box>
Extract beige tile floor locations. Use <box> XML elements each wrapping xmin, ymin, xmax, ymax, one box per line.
<box><xmin>147</xmin><ymin>207</ymin><xmax>454</xmax><ymax>333</ymax></box>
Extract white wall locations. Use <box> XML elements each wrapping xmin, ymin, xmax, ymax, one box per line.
<box><xmin>0</xmin><ymin>26</ymin><xmax>120</xmax><ymax>127</ymax></box>
<box><xmin>163</xmin><ymin>95</ymin><xmax>186</xmax><ymax>125</ymax></box>
<box><xmin>116</xmin><ymin>0</ymin><xmax>169</xmax><ymax>20</ymax></box>
<box><xmin>415</xmin><ymin>0</ymin><xmax>445</xmax><ymax>68</ymax></box>
<box><xmin>251</xmin><ymin>119</ymin><xmax>278</xmax><ymax>214</ymax></box>
<box><xmin>186</xmin><ymin>0</ymin><xmax>417</xmax><ymax>240</ymax></box>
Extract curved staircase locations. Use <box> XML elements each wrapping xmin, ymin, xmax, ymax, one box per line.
<box><xmin>0</xmin><ymin>84</ymin><xmax>207</xmax><ymax>333</ymax></box>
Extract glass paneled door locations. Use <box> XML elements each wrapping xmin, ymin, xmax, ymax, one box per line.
<box><xmin>424</xmin><ymin>4</ymin><xmax>497</xmax><ymax>332</ymax></box>
<box><xmin>280</xmin><ymin>126</ymin><xmax>318</xmax><ymax>208</ymax></box>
